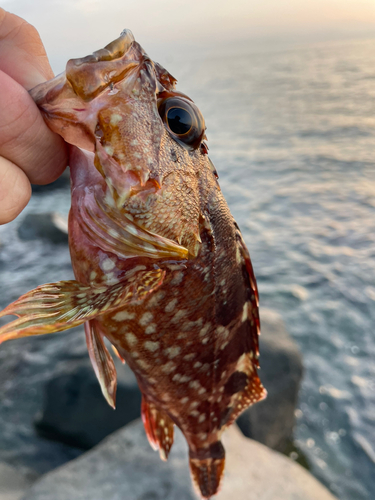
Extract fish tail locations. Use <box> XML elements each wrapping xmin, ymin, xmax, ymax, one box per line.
<box><xmin>189</xmin><ymin>442</ymin><xmax>226</xmax><ymax>499</ymax></box>
<box><xmin>141</xmin><ymin>397</ymin><xmax>174</xmax><ymax>461</ymax></box>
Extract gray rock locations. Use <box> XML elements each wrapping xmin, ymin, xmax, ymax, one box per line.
<box><xmin>18</xmin><ymin>213</ymin><xmax>68</xmax><ymax>244</ymax></box>
<box><xmin>237</xmin><ymin>308</ymin><xmax>303</xmax><ymax>452</ymax></box>
<box><xmin>22</xmin><ymin>419</ymin><xmax>338</xmax><ymax>500</ymax></box>
<box><xmin>35</xmin><ymin>359</ymin><xmax>142</xmax><ymax>449</ymax></box>
<box><xmin>0</xmin><ymin>463</ymin><xmax>36</xmax><ymax>500</ymax></box>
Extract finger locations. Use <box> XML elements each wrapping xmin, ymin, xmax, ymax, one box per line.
<box><xmin>0</xmin><ymin>70</ymin><xmax>68</xmax><ymax>185</ymax></box>
<box><xmin>0</xmin><ymin>9</ymin><xmax>54</xmax><ymax>89</ymax></box>
<box><xmin>0</xmin><ymin>156</ymin><xmax>31</xmax><ymax>225</ymax></box>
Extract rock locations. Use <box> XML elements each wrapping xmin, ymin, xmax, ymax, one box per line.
<box><xmin>31</xmin><ymin>168</ymin><xmax>70</xmax><ymax>192</ymax></box>
<box><xmin>35</xmin><ymin>359</ymin><xmax>142</xmax><ymax>449</ymax></box>
<box><xmin>237</xmin><ymin>308</ymin><xmax>303</xmax><ymax>452</ymax></box>
<box><xmin>0</xmin><ymin>463</ymin><xmax>36</xmax><ymax>500</ymax></box>
<box><xmin>18</xmin><ymin>213</ymin><xmax>68</xmax><ymax>244</ymax></box>
<box><xmin>22</xmin><ymin>419</ymin><xmax>338</xmax><ymax>500</ymax></box>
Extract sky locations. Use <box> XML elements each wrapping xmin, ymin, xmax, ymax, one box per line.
<box><xmin>3</xmin><ymin>0</ymin><xmax>375</xmax><ymax>73</ymax></box>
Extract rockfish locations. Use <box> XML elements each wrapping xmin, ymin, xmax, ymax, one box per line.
<box><xmin>0</xmin><ymin>30</ymin><xmax>266</xmax><ymax>499</ymax></box>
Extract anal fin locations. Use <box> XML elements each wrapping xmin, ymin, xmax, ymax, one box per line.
<box><xmin>85</xmin><ymin>320</ymin><xmax>117</xmax><ymax>409</ymax></box>
<box><xmin>141</xmin><ymin>397</ymin><xmax>174</xmax><ymax>461</ymax></box>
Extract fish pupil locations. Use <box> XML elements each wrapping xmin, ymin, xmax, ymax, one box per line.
<box><xmin>167</xmin><ymin>107</ymin><xmax>192</xmax><ymax>135</ymax></box>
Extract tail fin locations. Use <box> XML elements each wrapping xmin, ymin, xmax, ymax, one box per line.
<box><xmin>189</xmin><ymin>442</ymin><xmax>225</xmax><ymax>499</ymax></box>
<box><xmin>141</xmin><ymin>397</ymin><xmax>174</xmax><ymax>461</ymax></box>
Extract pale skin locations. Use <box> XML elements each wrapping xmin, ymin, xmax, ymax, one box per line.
<box><xmin>0</xmin><ymin>8</ymin><xmax>68</xmax><ymax>224</ymax></box>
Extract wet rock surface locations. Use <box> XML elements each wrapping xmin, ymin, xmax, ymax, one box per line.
<box><xmin>35</xmin><ymin>359</ymin><xmax>142</xmax><ymax>449</ymax></box>
<box><xmin>237</xmin><ymin>308</ymin><xmax>303</xmax><ymax>452</ymax></box>
<box><xmin>17</xmin><ymin>213</ymin><xmax>68</xmax><ymax>244</ymax></box>
<box><xmin>22</xmin><ymin>419</ymin><xmax>338</xmax><ymax>500</ymax></box>
<box><xmin>0</xmin><ymin>463</ymin><xmax>36</xmax><ymax>500</ymax></box>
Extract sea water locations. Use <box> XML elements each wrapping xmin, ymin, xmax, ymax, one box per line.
<box><xmin>0</xmin><ymin>37</ymin><xmax>374</xmax><ymax>499</ymax></box>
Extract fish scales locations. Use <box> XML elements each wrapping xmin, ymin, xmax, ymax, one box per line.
<box><xmin>0</xmin><ymin>29</ymin><xmax>266</xmax><ymax>499</ymax></box>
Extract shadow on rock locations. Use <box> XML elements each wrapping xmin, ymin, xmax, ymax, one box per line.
<box><xmin>237</xmin><ymin>308</ymin><xmax>303</xmax><ymax>453</ymax></box>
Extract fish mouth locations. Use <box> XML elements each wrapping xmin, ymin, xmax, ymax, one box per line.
<box><xmin>30</xmin><ymin>29</ymin><xmax>136</xmax><ymax>104</ymax></box>
<box><xmin>30</xmin><ymin>29</ymin><xmax>167</xmax><ymax>208</ymax></box>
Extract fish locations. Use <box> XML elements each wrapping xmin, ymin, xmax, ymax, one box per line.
<box><xmin>0</xmin><ymin>30</ymin><xmax>266</xmax><ymax>499</ymax></box>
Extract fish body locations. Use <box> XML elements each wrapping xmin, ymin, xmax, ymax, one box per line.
<box><xmin>0</xmin><ymin>31</ymin><xmax>266</xmax><ymax>498</ymax></box>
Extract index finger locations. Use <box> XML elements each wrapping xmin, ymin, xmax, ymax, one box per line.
<box><xmin>0</xmin><ymin>8</ymin><xmax>53</xmax><ymax>89</ymax></box>
<box><xmin>0</xmin><ymin>9</ymin><xmax>68</xmax><ymax>185</ymax></box>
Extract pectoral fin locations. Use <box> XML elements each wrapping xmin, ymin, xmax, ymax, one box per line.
<box><xmin>0</xmin><ymin>268</ymin><xmax>165</xmax><ymax>344</ymax></box>
<box><xmin>79</xmin><ymin>186</ymin><xmax>189</xmax><ymax>260</ymax></box>
<box><xmin>85</xmin><ymin>320</ymin><xmax>117</xmax><ymax>409</ymax></box>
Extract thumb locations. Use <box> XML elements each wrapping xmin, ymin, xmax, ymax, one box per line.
<box><xmin>0</xmin><ymin>8</ymin><xmax>54</xmax><ymax>89</ymax></box>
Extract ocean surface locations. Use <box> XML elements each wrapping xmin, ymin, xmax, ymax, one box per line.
<box><xmin>0</xmin><ymin>37</ymin><xmax>374</xmax><ymax>499</ymax></box>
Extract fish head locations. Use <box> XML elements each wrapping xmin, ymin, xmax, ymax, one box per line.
<box><xmin>30</xmin><ymin>30</ymin><xmax>212</xmax><ymax>256</ymax></box>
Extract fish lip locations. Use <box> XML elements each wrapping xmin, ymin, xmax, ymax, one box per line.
<box><xmin>29</xmin><ymin>72</ymin><xmax>66</xmax><ymax>106</ymax></box>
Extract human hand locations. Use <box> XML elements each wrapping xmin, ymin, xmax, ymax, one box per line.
<box><xmin>0</xmin><ymin>9</ymin><xmax>68</xmax><ymax>224</ymax></box>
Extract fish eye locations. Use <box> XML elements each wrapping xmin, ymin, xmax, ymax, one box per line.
<box><xmin>166</xmin><ymin>107</ymin><xmax>193</xmax><ymax>135</ymax></box>
<box><xmin>158</xmin><ymin>96</ymin><xmax>205</xmax><ymax>150</ymax></box>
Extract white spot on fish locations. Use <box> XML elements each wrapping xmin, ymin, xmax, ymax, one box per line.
<box><xmin>140</xmin><ymin>312</ymin><xmax>153</xmax><ymax>326</ymax></box>
<box><xmin>161</xmin><ymin>361</ymin><xmax>176</xmax><ymax>374</ymax></box>
<box><xmin>137</xmin><ymin>359</ymin><xmax>150</xmax><ymax>370</ymax></box>
<box><xmin>216</xmin><ymin>325</ymin><xmax>229</xmax><ymax>338</ymax></box>
<box><xmin>102</xmin><ymin>259</ymin><xmax>115</xmax><ymax>272</ymax></box>
<box><xmin>236</xmin><ymin>245</ymin><xmax>242</xmax><ymax>264</ymax></box>
<box><xmin>170</xmin><ymin>272</ymin><xmax>184</xmax><ymax>285</ymax></box>
<box><xmin>113</xmin><ymin>310</ymin><xmax>135</xmax><ymax>321</ymax></box>
<box><xmin>126</xmin><ymin>332</ymin><xmax>137</xmax><ymax>346</ymax></box>
<box><xmin>104</xmin><ymin>145</ymin><xmax>114</xmax><ymax>155</ymax></box>
<box><xmin>145</xmin><ymin>324</ymin><xmax>156</xmax><ymax>335</ymax></box>
<box><xmin>183</xmin><ymin>353</ymin><xmax>196</xmax><ymax>361</ymax></box>
<box><xmin>199</xmin><ymin>323</ymin><xmax>211</xmax><ymax>337</ymax></box>
<box><xmin>242</xmin><ymin>301</ymin><xmax>251</xmax><ymax>322</ymax></box>
<box><xmin>189</xmin><ymin>381</ymin><xmax>200</xmax><ymax>390</ymax></box>
<box><xmin>110</xmin><ymin>114</ymin><xmax>122</xmax><ymax>125</ymax></box>
<box><xmin>144</xmin><ymin>341</ymin><xmax>159</xmax><ymax>352</ymax></box>
<box><xmin>165</xmin><ymin>346</ymin><xmax>181</xmax><ymax>359</ymax></box>
<box><xmin>171</xmin><ymin>309</ymin><xmax>187</xmax><ymax>323</ymax></box>
<box><xmin>165</xmin><ymin>298</ymin><xmax>178</xmax><ymax>313</ymax></box>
